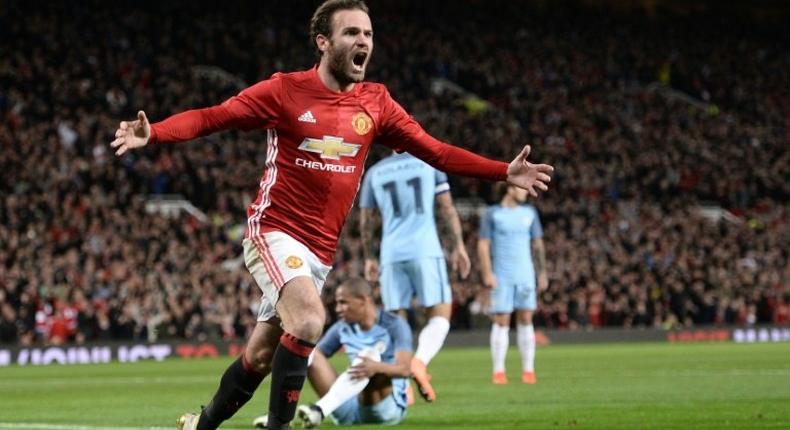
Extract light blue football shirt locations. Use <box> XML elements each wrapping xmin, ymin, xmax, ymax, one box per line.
<box><xmin>479</xmin><ymin>204</ymin><xmax>543</xmax><ymax>283</ymax></box>
<box><xmin>318</xmin><ymin>309</ymin><xmax>413</xmax><ymax>409</ymax></box>
<box><xmin>359</xmin><ymin>153</ymin><xmax>449</xmax><ymax>264</ymax></box>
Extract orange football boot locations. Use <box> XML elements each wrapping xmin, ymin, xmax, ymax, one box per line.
<box><xmin>522</xmin><ymin>371</ymin><xmax>537</xmax><ymax>384</ymax></box>
<box><xmin>492</xmin><ymin>371</ymin><xmax>508</xmax><ymax>385</ymax></box>
<box><xmin>411</xmin><ymin>358</ymin><xmax>436</xmax><ymax>402</ymax></box>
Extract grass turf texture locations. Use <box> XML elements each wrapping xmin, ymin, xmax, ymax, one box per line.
<box><xmin>1</xmin><ymin>342</ymin><xmax>789</xmax><ymax>429</ymax></box>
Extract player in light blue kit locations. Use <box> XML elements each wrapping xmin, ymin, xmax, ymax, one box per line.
<box><xmin>477</xmin><ymin>184</ymin><xmax>548</xmax><ymax>385</ymax></box>
<box><xmin>254</xmin><ymin>278</ymin><xmax>412</xmax><ymax>428</ymax></box>
<box><xmin>359</xmin><ymin>152</ymin><xmax>471</xmax><ymax>402</ymax></box>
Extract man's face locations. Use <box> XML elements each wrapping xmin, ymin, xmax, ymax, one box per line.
<box><xmin>334</xmin><ymin>287</ymin><xmax>367</xmax><ymax>324</ymax></box>
<box><xmin>322</xmin><ymin>9</ymin><xmax>373</xmax><ymax>85</ymax></box>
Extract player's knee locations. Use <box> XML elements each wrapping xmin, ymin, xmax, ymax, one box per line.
<box><xmin>426</xmin><ymin>303</ymin><xmax>452</xmax><ymax>320</ymax></box>
<box><xmin>290</xmin><ymin>314</ymin><xmax>325</xmax><ymax>343</ymax></box>
<box><xmin>518</xmin><ymin>311</ymin><xmax>534</xmax><ymax>325</ymax></box>
<box><xmin>245</xmin><ymin>345</ymin><xmax>275</xmax><ymax>374</ymax></box>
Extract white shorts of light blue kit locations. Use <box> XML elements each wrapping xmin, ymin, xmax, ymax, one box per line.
<box><xmin>380</xmin><ymin>257</ymin><xmax>450</xmax><ymax>311</ymax></box>
<box><xmin>489</xmin><ymin>275</ymin><xmax>537</xmax><ymax>314</ymax></box>
<box><xmin>242</xmin><ymin>231</ymin><xmax>332</xmax><ymax>321</ymax></box>
<box><xmin>331</xmin><ymin>392</ymin><xmax>407</xmax><ymax>425</ymax></box>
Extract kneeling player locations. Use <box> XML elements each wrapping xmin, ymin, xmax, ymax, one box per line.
<box><xmin>254</xmin><ymin>278</ymin><xmax>412</xmax><ymax>428</ymax></box>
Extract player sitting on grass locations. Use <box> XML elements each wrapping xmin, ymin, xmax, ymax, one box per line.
<box><xmin>254</xmin><ymin>278</ymin><xmax>412</xmax><ymax>428</ymax></box>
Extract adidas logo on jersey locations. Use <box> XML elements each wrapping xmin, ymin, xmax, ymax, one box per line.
<box><xmin>298</xmin><ymin>110</ymin><xmax>317</xmax><ymax>123</ymax></box>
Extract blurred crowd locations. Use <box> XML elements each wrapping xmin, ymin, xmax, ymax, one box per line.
<box><xmin>1</xmin><ymin>1</ymin><xmax>787</xmax><ymax>345</ymax></box>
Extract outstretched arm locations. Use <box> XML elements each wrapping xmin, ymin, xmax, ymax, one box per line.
<box><xmin>379</xmin><ymin>94</ymin><xmax>553</xmax><ymax>194</ymax></box>
<box><xmin>111</xmin><ymin>78</ymin><xmax>281</xmax><ymax>155</ymax></box>
<box><xmin>111</xmin><ymin>105</ymin><xmax>249</xmax><ymax>155</ymax></box>
<box><xmin>406</xmin><ymin>139</ymin><xmax>553</xmax><ymax>197</ymax></box>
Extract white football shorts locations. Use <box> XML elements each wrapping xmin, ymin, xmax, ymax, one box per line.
<box><xmin>243</xmin><ymin>231</ymin><xmax>332</xmax><ymax>322</ymax></box>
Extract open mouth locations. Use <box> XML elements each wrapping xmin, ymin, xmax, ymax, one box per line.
<box><xmin>352</xmin><ymin>52</ymin><xmax>368</xmax><ymax>69</ymax></box>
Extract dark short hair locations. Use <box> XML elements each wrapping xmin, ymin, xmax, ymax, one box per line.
<box><xmin>309</xmin><ymin>0</ymin><xmax>369</xmax><ymax>55</ymax></box>
<box><xmin>337</xmin><ymin>277</ymin><xmax>373</xmax><ymax>299</ymax></box>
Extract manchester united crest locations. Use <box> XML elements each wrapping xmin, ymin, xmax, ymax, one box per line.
<box><xmin>285</xmin><ymin>256</ymin><xmax>303</xmax><ymax>269</ymax></box>
<box><xmin>351</xmin><ymin>112</ymin><xmax>372</xmax><ymax>136</ymax></box>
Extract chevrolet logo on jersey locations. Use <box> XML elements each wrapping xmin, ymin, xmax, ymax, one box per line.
<box><xmin>299</xmin><ymin>136</ymin><xmax>361</xmax><ymax>160</ymax></box>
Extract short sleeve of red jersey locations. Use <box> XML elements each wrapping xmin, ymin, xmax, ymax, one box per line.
<box><xmin>150</xmin><ymin>75</ymin><xmax>282</xmax><ymax>143</ymax></box>
<box><xmin>376</xmin><ymin>89</ymin><xmax>508</xmax><ymax>182</ymax></box>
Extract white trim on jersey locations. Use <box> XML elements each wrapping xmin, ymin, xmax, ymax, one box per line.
<box><xmin>248</xmin><ymin>129</ymin><xmax>280</xmax><ymax>237</ymax></box>
<box><xmin>434</xmin><ymin>182</ymin><xmax>450</xmax><ymax>195</ymax></box>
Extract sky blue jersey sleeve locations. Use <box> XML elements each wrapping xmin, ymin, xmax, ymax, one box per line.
<box><xmin>317</xmin><ymin>321</ymin><xmax>343</xmax><ymax>357</ymax></box>
<box><xmin>434</xmin><ymin>169</ymin><xmax>450</xmax><ymax>195</ymax></box>
<box><xmin>530</xmin><ymin>206</ymin><xmax>544</xmax><ymax>239</ymax></box>
<box><xmin>479</xmin><ymin>207</ymin><xmax>494</xmax><ymax>239</ymax></box>
<box><xmin>388</xmin><ymin>316</ymin><xmax>413</xmax><ymax>353</ymax></box>
<box><xmin>358</xmin><ymin>169</ymin><xmax>377</xmax><ymax>209</ymax></box>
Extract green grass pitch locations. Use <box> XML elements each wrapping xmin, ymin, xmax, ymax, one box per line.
<box><xmin>1</xmin><ymin>342</ymin><xmax>789</xmax><ymax>429</ymax></box>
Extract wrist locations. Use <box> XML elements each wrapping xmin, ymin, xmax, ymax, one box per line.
<box><xmin>148</xmin><ymin>124</ymin><xmax>158</xmax><ymax>144</ymax></box>
<box><xmin>498</xmin><ymin>156</ymin><xmax>512</xmax><ymax>180</ymax></box>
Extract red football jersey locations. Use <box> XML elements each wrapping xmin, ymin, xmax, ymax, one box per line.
<box><xmin>151</xmin><ymin>67</ymin><xmax>507</xmax><ymax>264</ymax></box>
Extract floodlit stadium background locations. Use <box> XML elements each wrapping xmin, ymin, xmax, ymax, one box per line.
<box><xmin>0</xmin><ymin>0</ymin><xmax>788</xmax><ymax>428</ymax></box>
